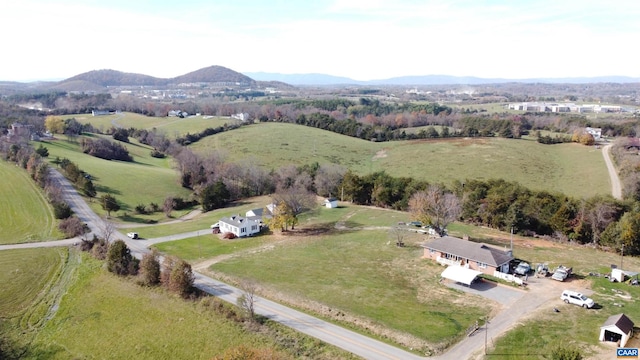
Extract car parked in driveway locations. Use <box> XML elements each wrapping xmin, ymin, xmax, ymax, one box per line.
<box><xmin>560</xmin><ymin>290</ymin><xmax>594</xmax><ymax>308</ymax></box>
<box><xmin>127</xmin><ymin>232</ymin><xmax>139</xmax><ymax>239</ymax></box>
<box><xmin>514</xmin><ymin>262</ymin><xmax>531</xmax><ymax>275</ymax></box>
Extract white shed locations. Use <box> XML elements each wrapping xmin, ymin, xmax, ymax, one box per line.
<box><xmin>599</xmin><ymin>313</ymin><xmax>634</xmax><ymax>347</ymax></box>
<box><xmin>324</xmin><ymin>198</ymin><xmax>338</xmax><ymax>208</ymax></box>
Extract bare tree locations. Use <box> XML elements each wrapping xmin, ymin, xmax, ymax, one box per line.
<box><xmin>388</xmin><ymin>225</ymin><xmax>405</xmax><ymax>247</ymax></box>
<box><xmin>314</xmin><ymin>163</ymin><xmax>347</xmax><ymax>198</ymax></box>
<box><xmin>587</xmin><ymin>199</ymin><xmax>618</xmax><ymax>245</ymax></box>
<box><xmin>272</xmin><ymin>185</ymin><xmax>316</xmax><ymax>230</ymax></box>
<box><xmin>236</xmin><ymin>279</ymin><xmax>259</xmax><ymax>320</ymax></box>
<box><xmin>408</xmin><ymin>185</ymin><xmax>461</xmax><ymax>234</ymax></box>
<box><xmin>100</xmin><ymin>217</ymin><xmax>116</xmax><ymax>243</ymax></box>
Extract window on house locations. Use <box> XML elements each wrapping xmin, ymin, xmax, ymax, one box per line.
<box><xmin>429</xmin><ymin>249</ymin><xmax>435</xmax><ymax>254</ymax></box>
<box><xmin>241</xmin><ymin>228</ymin><xmax>245</xmax><ymax>233</ymax></box>
<box><xmin>477</xmin><ymin>262</ymin><xmax>487</xmax><ymax>269</ymax></box>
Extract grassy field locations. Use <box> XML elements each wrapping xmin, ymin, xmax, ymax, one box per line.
<box><xmin>0</xmin><ymin>248</ymin><xmax>352</xmax><ymax>360</ymax></box>
<box><xmin>71</xmin><ymin>112</ymin><xmax>240</xmax><ymax>138</ymax></box>
<box><xmin>0</xmin><ymin>161</ymin><xmax>62</xmax><ymax>244</ymax></box>
<box><xmin>0</xmin><ymin>247</ymin><xmax>69</xmax><ymax>356</ymax></box>
<box><xmin>192</xmin><ymin>122</ymin><xmax>610</xmax><ymax>199</ymax></box>
<box><xmin>41</xmin><ymin>135</ymin><xmax>192</xmax><ymax>221</ymax></box>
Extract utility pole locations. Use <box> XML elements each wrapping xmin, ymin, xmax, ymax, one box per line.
<box><xmin>621</xmin><ymin>243</ymin><xmax>624</xmax><ymax>269</ymax></box>
<box><xmin>510</xmin><ymin>227</ymin><xmax>513</xmax><ymax>252</ymax></box>
<box><xmin>485</xmin><ymin>318</ymin><xmax>489</xmax><ymax>355</ymax></box>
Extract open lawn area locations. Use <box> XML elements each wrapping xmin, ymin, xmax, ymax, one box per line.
<box><xmin>191</xmin><ymin>122</ymin><xmax>610</xmax><ymax>199</ymax></box>
<box><xmin>71</xmin><ymin>112</ymin><xmax>240</xmax><ymax>138</ymax></box>
<box><xmin>0</xmin><ymin>161</ymin><xmax>62</xmax><ymax>244</ymax></box>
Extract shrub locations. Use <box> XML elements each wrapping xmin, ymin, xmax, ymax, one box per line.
<box><xmin>106</xmin><ymin>240</ymin><xmax>138</xmax><ymax>276</ymax></box>
<box><xmin>134</xmin><ymin>204</ymin><xmax>148</xmax><ymax>214</ymax></box>
<box><xmin>222</xmin><ymin>232</ymin><xmax>236</xmax><ymax>239</ymax></box>
<box><xmin>150</xmin><ymin>149</ymin><xmax>166</xmax><ymax>158</ymax></box>
<box><xmin>52</xmin><ymin>201</ymin><xmax>72</xmax><ymax>219</ymax></box>
<box><xmin>58</xmin><ymin>216</ymin><xmax>88</xmax><ymax>238</ymax></box>
<box><xmin>138</xmin><ymin>251</ymin><xmax>161</xmax><ymax>286</ymax></box>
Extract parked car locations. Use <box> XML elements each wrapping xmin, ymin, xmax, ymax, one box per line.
<box><xmin>514</xmin><ymin>262</ymin><xmax>531</xmax><ymax>275</ymax></box>
<box><xmin>535</xmin><ymin>263</ymin><xmax>549</xmax><ymax>278</ymax></box>
<box><xmin>127</xmin><ymin>232</ymin><xmax>139</xmax><ymax>239</ymax></box>
<box><xmin>560</xmin><ymin>290</ymin><xmax>595</xmax><ymax>308</ymax></box>
<box><xmin>552</xmin><ymin>265</ymin><xmax>572</xmax><ymax>281</ymax></box>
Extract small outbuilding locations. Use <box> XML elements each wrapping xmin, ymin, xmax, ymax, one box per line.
<box><xmin>324</xmin><ymin>198</ymin><xmax>338</xmax><ymax>208</ymax></box>
<box><xmin>599</xmin><ymin>313</ymin><xmax>634</xmax><ymax>347</ymax></box>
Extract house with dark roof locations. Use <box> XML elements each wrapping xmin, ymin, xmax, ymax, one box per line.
<box><xmin>422</xmin><ymin>236</ymin><xmax>513</xmax><ymax>275</ymax></box>
<box><xmin>600</xmin><ymin>313</ymin><xmax>634</xmax><ymax>347</ymax></box>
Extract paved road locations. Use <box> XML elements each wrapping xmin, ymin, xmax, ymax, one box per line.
<box><xmin>1</xmin><ymin>170</ymin><xmax>589</xmax><ymax>359</ymax></box>
<box><xmin>2</xmin><ymin>170</ymin><xmax>427</xmax><ymax>360</ymax></box>
<box><xmin>602</xmin><ymin>143</ymin><xmax>622</xmax><ymax>199</ymax></box>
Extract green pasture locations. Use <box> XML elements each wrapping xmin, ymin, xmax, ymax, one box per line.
<box><xmin>191</xmin><ymin>122</ymin><xmax>610</xmax><ymax>199</ymax></box>
<box><xmin>0</xmin><ymin>161</ymin><xmax>62</xmax><ymax>244</ymax></box>
<box><xmin>41</xmin><ymin>135</ymin><xmax>191</xmax><ymax>220</ymax></box>
<box><xmin>0</xmin><ymin>251</ymin><xmax>349</xmax><ymax>360</ymax></box>
<box><xmin>209</xmin><ymin>227</ymin><xmax>489</xmax><ymax>346</ymax></box>
<box><xmin>72</xmin><ymin>112</ymin><xmax>239</xmax><ymax>138</ymax></box>
<box><xmin>0</xmin><ymin>248</ymin><xmax>69</xmax><ymax>355</ymax></box>
<box><xmin>0</xmin><ymin>248</ymin><xmax>66</xmax><ymax>319</ymax></box>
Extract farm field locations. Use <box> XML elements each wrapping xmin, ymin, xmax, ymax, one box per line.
<box><xmin>0</xmin><ymin>161</ymin><xmax>62</xmax><ymax>244</ymax></box>
<box><xmin>71</xmin><ymin>112</ymin><xmax>239</xmax><ymax>138</ymax></box>
<box><xmin>0</xmin><ymin>247</ymin><xmax>69</xmax><ymax>356</ymax></box>
<box><xmin>191</xmin><ymin>122</ymin><xmax>610</xmax><ymax>199</ymax></box>
<box><xmin>41</xmin><ymin>135</ymin><xmax>192</xmax><ymax>221</ymax></box>
<box><xmin>0</xmin><ymin>248</ymin><xmax>351</xmax><ymax>360</ymax></box>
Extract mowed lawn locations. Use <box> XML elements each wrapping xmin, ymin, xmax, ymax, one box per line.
<box><xmin>0</xmin><ymin>161</ymin><xmax>61</xmax><ymax>244</ymax></box>
<box><xmin>41</xmin><ymin>135</ymin><xmax>191</xmax><ymax>219</ymax></box>
<box><xmin>72</xmin><ymin>112</ymin><xmax>239</xmax><ymax>138</ymax></box>
<box><xmin>191</xmin><ymin>122</ymin><xmax>610</xmax><ymax>199</ymax></box>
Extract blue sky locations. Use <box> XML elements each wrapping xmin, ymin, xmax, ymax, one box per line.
<box><xmin>1</xmin><ymin>0</ymin><xmax>638</xmax><ymax>81</ymax></box>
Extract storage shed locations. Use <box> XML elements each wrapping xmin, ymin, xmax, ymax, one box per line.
<box><xmin>599</xmin><ymin>313</ymin><xmax>634</xmax><ymax>347</ymax></box>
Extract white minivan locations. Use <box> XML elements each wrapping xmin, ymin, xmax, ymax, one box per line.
<box><xmin>560</xmin><ymin>290</ymin><xmax>594</xmax><ymax>308</ymax></box>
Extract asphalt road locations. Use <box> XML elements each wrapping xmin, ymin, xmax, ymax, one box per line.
<box><xmin>2</xmin><ymin>169</ymin><xmax>427</xmax><ymax>360</ymax></box>
<box><xmin>1</xmin><ymin>169</ymin><xmax>598</xmax><ymax>359</ymax></box>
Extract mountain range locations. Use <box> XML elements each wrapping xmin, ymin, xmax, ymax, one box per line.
<box><xmin>3</xmin><ymin>65</ymin><xmax>640</xmax><ymax>92</ymax></box>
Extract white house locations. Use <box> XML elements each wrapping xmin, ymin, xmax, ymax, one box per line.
<box><xmin>586</xmin><ymin>127</ymin><xmax>602</xmax><ymax>141</ymax></box>
<box><xmin>218</xmin><ymin>215</ymin><xmax>261</xmax><ymax>238</ymax></box>
<box><xmin>600</xmin><ymin>313</ymin><xmax>634</xmax><ymax>347</ymax></box>
<box><xmin>324</xmin><ymin>198</ymin><xmax>338</xmax><ymax>208</ymax></box>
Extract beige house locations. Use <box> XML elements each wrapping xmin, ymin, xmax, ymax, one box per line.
<box><xmin>422</xmin><ymin>236</ymin><xmax>513</xmax><ymax>275</ymax></box>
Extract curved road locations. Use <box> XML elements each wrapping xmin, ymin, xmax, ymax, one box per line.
<box><xmin>602</xmin><ymin>144</ymin><xmax>622</xmax><ymax>199</ymax></box>
<box><xmin>3</xmin><ymin>169</ymin><xmax>426</xmax><ymax>360</ymax></box>
<box><xmin>1</xmin><ymin>165</ymin><xmax>609</xmax><ymax>359</ymax></box>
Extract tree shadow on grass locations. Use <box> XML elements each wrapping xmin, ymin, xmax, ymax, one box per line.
<box><xmin>96</xmin><ymin>184</ymin><xmax>122</xmax><ymax>196</ymax></box>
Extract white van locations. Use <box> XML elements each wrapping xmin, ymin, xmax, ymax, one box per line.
<box><xmin>560</xmin><ymin>290</ymin><xmax>594</xmax><ymax>308</ymax></box>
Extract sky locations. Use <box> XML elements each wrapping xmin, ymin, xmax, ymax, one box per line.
<box><xmin>1</xmin><ymin>0</ymin><xmax>639</xmax><ymax>82</ymax></box>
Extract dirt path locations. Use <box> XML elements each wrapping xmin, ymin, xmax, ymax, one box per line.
<box><xmin>603</xmin><ymin>144</ymin><xmax>622</xmax><ymax>199</ymax></box>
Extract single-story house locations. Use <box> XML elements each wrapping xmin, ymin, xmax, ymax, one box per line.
<box><xmin>422</xmin><ymin>236</ymin><xmax>513</xmax><ymax>275</ymax></box>
<box><xmin>324</xmin><ymin>198</ymin><xmax>338</xmax><ymax>208</ymax></box>
<box><xmin>218</xmin><ymin>215</ymin><xmax>261</xmax><ymax>238</ymax></box>
<box><xmin>600</xmin><ymin>313</ymin><xmax>634</xmax><ymax>347</ymax></box>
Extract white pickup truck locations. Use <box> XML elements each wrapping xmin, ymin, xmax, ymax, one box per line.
<box><xmin>551</xmin><ymin>265</ymin><xmax>572</xmax><ymax>281</ymax></box>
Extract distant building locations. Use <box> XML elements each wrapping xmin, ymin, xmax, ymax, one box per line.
<box><xmin>586</xmin><ymin>127</ymin><xmax>602</xmax><ymax>141</ymax></box>
<box><xmin>324</xmin><ymin>198</ymin><xmax>338</xmax><ymax>208</ymax></box>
